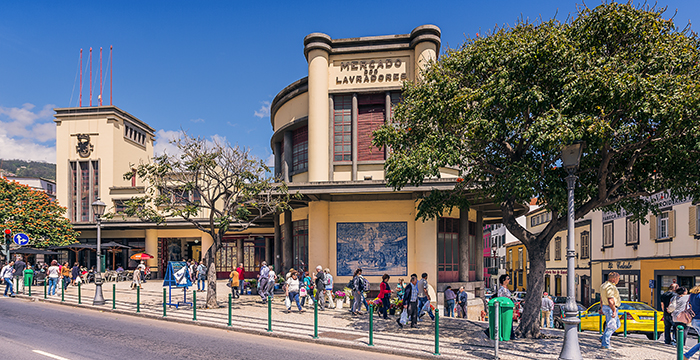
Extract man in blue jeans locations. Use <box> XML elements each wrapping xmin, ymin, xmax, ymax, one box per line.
<box><xmin>599</xmin><ymin>272</ymin><xmax>621</xmax><ymax>349</ymax></box>
<box><xmin>417</xmin><ymin>272</ymin><xmax>434</xmax><ymax>320</ymax></box>
<box><xmin>1</xmin><ymin>261</ymin><xmax>15</xmax><ymax>297</ymax></box>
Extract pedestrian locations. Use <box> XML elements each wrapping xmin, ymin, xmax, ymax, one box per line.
<box><xmin>229</xmin><ymin>268</ymin><xmax>240</xmax><ymax>299</ymax></box>
<box><xmin>396</xmin><ymin>278</ymin><xmax>406</xmax><ymax>299</ymax></box>
<box><xmin>265</xmin><ymin>266</ymin><xmax>276</xmax><ymax>300</ymax></box>
<box><xmin>682</xmin><ymin>285</ymin><xmax>700</xmax><ymax>359</ymax></box>
<box><xmin>71</xmin><ymin>262</ymin><xmax>80</xmax><ymax>286</ymax></box>
<box><xmin>661</xmin><ymin>283</ymin><xmax>680</xmax><ymax>345</ymax></box>
<box><xmin>301</xmin><ymin>271</ymin><xmax>312</xmax><ymax>307</ymax></box>
<box><xmin>351</xmin><ymin>268</ymin><xmax>364</xmax><ymax>315</ymax></box>
<box><xmin>541</xmin><ymin>291</ymin><xmax>554</xmax><ymax>328</ymax></box>
<box><xmin>2</xmin><ymin>261</ymin><xmax>16</xmax><ymax>297</ymax></box>
<box><xmin>131</xmin><ymin>265</ymin><xmax>142</xmax><ymax>289</ymax></box>
<box><xmin>284</xmin><ymin>270</ymin><xmax>303</xmax><ymax>313</ymax></box>
<box><xmin>417</xmin><ymin>273</ymin><xmax>435</xmax><ymax>320</ymax></box>
<box><xmin>485</xmin><ymin>274</ymin><xmax>517</xmax><ymax>339</ymax></box>
<box><xmin>61</xmin><ymin>262</ymin><xmax>71</xmax><ymax>290</ymax></box>
<box><xmin>47</xmin><ymin>260</ymin><xmax>60</xmax><ymax>296</ymax></box>
<box><xmin>457</xmin><ymin>286</ymin><xmax>468</xmax><ymax>318</ymax></box>
<box><xmin>258</xmin><ymin>261</ymin><xmax>270</xmax><ymax>303</ymax></box>
<box><xmin>13</xmin><ymin>256</ymin><xmax>25</xmax><ymax>293</ymax></box>
<box><xmin>444</xmin><ymin>286</ymin><xmax>456</xmax><ymax>318</ymax></box>
<box><xmin>236</xmin><ymin>263</ymin><xmax>245</xmax><ymax>295</ymax></box>
<box><xmin>361</xmin><ymin>276</ymin><xmax>370</xmax><ymax>312</ymax></box>
<box><xmin>672</xmin><ymin>286</ymin><xmax>690</xmax><ymax>347</ymax></box>
<box><xmin>23</xmin><ymin>264</ymin><xmax>34</xmax><ymax>290</ymax></box>
<box><xmin>378</xmin><ymin>274</ymin><xmax>391</xmax><ymax>319</ymax></box>
<box><xmin>323</xmin><ymin>268</ymin><xmax>334</xmax><ymax>309</ymax></box>
<box><xmin>599</xmin><ymin>272</ymin><xmax>621</xmax><ymax>350</ymax></box>
<box><xmin>313</xmin><ymin>265</ymin><xmax>326</xmax><ymax>310</ymax></box>
<box><xmin>397</xmin><ymin>273</ymin><xmax>419</xmax><ymax>328</ymax></box>
<box><xmin>196</xmin><ymin>261</ymin><xmax>207</xmax><ymax>291</ymax></box>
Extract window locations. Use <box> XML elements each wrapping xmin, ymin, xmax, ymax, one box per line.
<box><xmin>114</xmin><ymin>200</ymin><xmax>127</xmax><ymax>213</ymax></box>
<box><xmin>292</xmin><ymin>126</ymin><xmax>308</xmax><ymax>172</ymax></box>
<box><xmin>69</xmin><ymin>160</ymin><xmax>99</xmax><ymax>222</ymax></box>
<box><xmin>507</xmin><ymin>249</ymin><xmax>513</xmax><ymax>270</ymax></box>
<box><xmin>603</xmin><ymin>222</ymin><xmax>614</xmax><ymax>248</ymax></box>
<box><xmin>580</xmin><ymin>231</ymin><xmax>590</xmax><ymax>259</ymax></box>
<box><xmin>625</xmin><ymin>218</ymin><xmax>639</xmax><ymax>245</ymax></box>
<box><xmin>530</xmin><ymin>212</ymin><xmax>552</xmax><ymax>227</ymax></box>
<box><xmin>554</xmin><ymin>237</ymin><xmax>562</xmax><ymax>261</ymax></box>
<box><xmin>293</xmin><ymin>219</ymin><xmax>309</xmax><ymax>271</ymax></box>
<box><xmin>124</xmin><ymin>121</ymin><xmax>147</xmax><ymax>146</ymax></box>
<box><xmin>357</xmin><ymin>93</ymin><xmax>386</xmax><ymax>161</ymax></box>
<box><xmin>693</xmin><ymin>205</ymin><xmax>700</xmax><ymax>236</ymax></box>
<box><xmin>651</xmin><ymin>210</ymin><xmax>675</xmax><ymax>241</ymax></box>
<box><xmin>333</xmin><ymin>95</ymin><xmax>352</xmax><ymax>161</ymax></box>
<box><xmin>438</xmin><ymin>217</ymin><xmax>459</xmax><ymax>282</ymax></box>
<box><xmin>518</xmin><ymin>271</ymin><xmax>523</xmax><ymax>287</ymax></box>
<box><xmin>518</xmin><ymin>248</ymin><xmax>523</xmax><ymax>270</ymax></box>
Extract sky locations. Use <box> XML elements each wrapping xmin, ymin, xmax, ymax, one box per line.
<box><xmin>1</xmin><ymin>1</ymin><xmax>699</xmax><ymax>165</ymax></box>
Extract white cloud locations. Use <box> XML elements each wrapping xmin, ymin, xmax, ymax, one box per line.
<box><xmin>254</xmin><ymin>101</ymin><xmax>271</xmax><ymax>119</ymax></box>
<box><xmin>153</xmin><ymin>129</ymin><xmax>183</xmax><ymax>157</ymax></box>
<box><xmin>265</xmin><ymin>154</ymin><xmax>274</xmax><ymax>167</ymax></box>
<box><xmin>190</xmin><ymin>118</ymin><xmax>204</xmax><ymax>123</ymax></box>
<box><xmin>0</xmin><ymin>103</ymin><xmax>56</xmax><ymax>162</ymax></box>
<box><xmin>0</xmin><ymin>127</ymin><xmax>55</xmax><ymax>162</ymax></box>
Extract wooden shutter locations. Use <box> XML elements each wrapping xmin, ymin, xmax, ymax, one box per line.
<box><xmin>357</xmin><ymin>105</ymin><xmax>385</xmax><ymax>161</ymax></box>
<box><xmin>669</xmin><ymin>210</ymin><xmax>676</xmax><ymax>238</ymax></box>
<box><xmin>690</xmin><ymin>206</ymin><xmax>697</xmax><ymax>236</ymax></box>
<box><xmin>649</xmin><ymin>214</ymin><xmax>657</xmax><ymax>241</ymax></box>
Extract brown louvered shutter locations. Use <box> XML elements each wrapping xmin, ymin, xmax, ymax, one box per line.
<box><xmin>357</xmin><ymin>104</ymin><xmax>385</xmax><ymax>161</ymax></box>
<box><xmin>690</xmin><ymin>205</ymin><xmax>697</xmax><ymax>236</ymax></box>
<box><xmin>649</xmin><ymin>214</ymin><xmax>657</xmax><ymax>241</ymax></box>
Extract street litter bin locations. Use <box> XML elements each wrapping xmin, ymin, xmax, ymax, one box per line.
<box><xmin>488</xmin><ymin>297</ymin><xmax>514</xmax><ymax>341</ymax></box>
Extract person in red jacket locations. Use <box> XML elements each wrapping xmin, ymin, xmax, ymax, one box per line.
<box><xmin>236</xmin><ymin>263</ymin><xmax>245</xmax><ymax>294</ymax></box>
<box><xmin>379</xmin><ymin>273</ymin><xmax>392</xmax><ymax>319</ymax></box>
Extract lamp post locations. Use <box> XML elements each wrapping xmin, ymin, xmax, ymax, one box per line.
<box><xmin>92</xmin><ymin>198</ymin><xmax>106</xmax><ymax>306</ymax></box>
<box><xmin>558</xmin><ymin>142</ymin><xmax>584</xmax><ymax>360</ymax></box>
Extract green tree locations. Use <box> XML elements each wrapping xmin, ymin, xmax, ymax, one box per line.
<box><xmin>0</xmin><ymin>177</ymin><xmax>79</xmax><ymax>250</ymax></box>
<box><xmin>123</xmin><ymin>131</ymin><xmax>294</xmax><ymax>308</ymax></box>
<box><xmin>374</xmin><ymin>2</ymin><xmax>700</xmax><ymax>338</ymax></box>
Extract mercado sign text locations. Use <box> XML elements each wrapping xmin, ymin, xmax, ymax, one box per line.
<box><xmin>334</xmin><ymin>58</ymin><xmax>408</xmax><ymax>85</ymax></box>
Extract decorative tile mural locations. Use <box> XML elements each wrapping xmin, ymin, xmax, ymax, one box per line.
<box><xmin>336</xmin><ymin>222</ymin><xmax>407</xmax><ymax>276</ymax></box>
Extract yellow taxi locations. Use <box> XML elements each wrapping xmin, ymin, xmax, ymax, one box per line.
<box><xmin>579</xmin><ymin>301</ymin><xmax>664</xmax><ymax>340</ymax></box>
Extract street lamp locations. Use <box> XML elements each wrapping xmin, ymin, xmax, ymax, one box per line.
<box><xmin>559</xmin><ymin>142</ymin><xmax>584</xmax><ymax>360</ymax></box>
<box><xmin>92</xmin><ymin>198</ymin><xmax>106</xmax><ymax>306</ymax></box>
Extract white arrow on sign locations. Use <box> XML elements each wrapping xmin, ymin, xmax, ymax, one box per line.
<box><xmin>13</xmin><ymin>233</ymin><xmax>29</xmax><ymax>246</ymax></box>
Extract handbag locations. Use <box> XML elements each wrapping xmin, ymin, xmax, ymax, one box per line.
<box><xmin>675</xmin><ymin>301</ymin><xmax>695</xmax><ymax>324</ymax></box>
<box><xmin>226</xmin><ymin>278</ymin><xmax>232</xmax><ymax>288</ymax></box>
<box><xmin>285</xmin><ymin>296</ymin><xmax>291</xmax><ymax>309</ymax></box>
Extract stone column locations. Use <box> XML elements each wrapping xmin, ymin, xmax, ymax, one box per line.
<box><xmin>459</xmin><ymin>209</ymin><xmax>470</xmax><ymax>282</ymax></box>
<box><xmin>274</xmin><ymin>141</ymin><xmax>282</xmax><ymax>179</ymax></box>
<box><xmin>145</xmin><ymin>228</ymin><xmax>158</xmax><ymax>277</ymax></box>
<box><xmin>351</xmin><ymin>93</ymin><xmax>358</xmax><ymax>181</ymax></box>
<box><xmin>283</xmin><ymin>131</ymin><xmax>292</xmax><ymax>182</ymax></box>
<box><xmin>283</xmin><ymin>210</ymin><xmax>293</xmax><ymax>272</ymax></box>
<box><xmin>274</xmin><ymin>211</ymin><xmax>281</xmax><ymax>273</ymax></box>
<box><xmin>308</xmin><ymin>201</ymin><xmax>329</xmax><ymax>273</ymax></box>
<box><xmin>475</xmin><ymin>211</ymin><xmax>484</xmax><ymax>282</ymax></box>
<box><xmin>265</xmin><ymin>236</ymin><xmax>272</xmax><ymax>269</ymax></box>
<box><xmin>304</xmin><ymin>33</ymin><xmax>331</xmax><ymax>182</ymax></box>
<box><xmin>410</xmin><ymin>25</ymin><xmax>441</xmax><ymax>81</ymax></box>
<box><xmin>236</xmin><ymin>237</ymin><xmax>243</xmax><ymax>269</ymax></box>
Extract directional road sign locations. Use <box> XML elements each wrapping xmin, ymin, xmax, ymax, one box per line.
<box><xmin>13</xmin><ymin>233</ymin><xmax>29</xmax><ymax>246</ymax></box>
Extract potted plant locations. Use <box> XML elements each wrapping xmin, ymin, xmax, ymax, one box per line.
<box><xmin>389</xmin><ymin>298</ymin><xmax>403</xmax><ymax>315</ymax></box>
<box><xmin>246</xmin><ymin>279</ymin><xmax>258</xmax><ymax>294</ymax></box>
<box><xmin>343</xmin><ymin>287</ymin><xmax>353</xmax><ymax>304</ymax></box>
<box><xmin>333</xmin><ymin>290</ymin><xmax>346</xmax><ymax>310</ymax></box>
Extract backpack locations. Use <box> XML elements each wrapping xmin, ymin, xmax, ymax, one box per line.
<box><xmin>355</xmin><ymin>276</ymin><xmax>365</xmax><ymax>292</ymax></box>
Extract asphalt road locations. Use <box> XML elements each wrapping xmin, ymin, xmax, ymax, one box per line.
<box><xmin>0</xmin><ymin>297</ymin><xmax>408</xmax><ymax>360</ymax></box>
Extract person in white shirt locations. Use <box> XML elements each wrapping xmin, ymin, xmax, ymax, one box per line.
<box><xmin>541</xmin><ymin>292</ymin><xmax>554</xmax><ymax>328</ymax></box>
<box><xmin>2</xmin><ymin>261</ymin><xmax>15</xmax><ymax>297</ymax></box>
<box><xmin>47</xmin><ymin>260</ymin><xmax>60</xmax><ymax>296</ymax></box>
<box><xmin>284</xmin><ymin>270</ymin><xmax>303</xmax><ymax>312</ymax></box>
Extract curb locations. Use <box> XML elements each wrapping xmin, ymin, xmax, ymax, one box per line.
<box><xmin>17</xmin><ymin>294</ymin><xmax>460</xmax><ymax>360</ymax></box>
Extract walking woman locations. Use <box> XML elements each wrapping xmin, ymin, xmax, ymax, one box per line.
<box><xmin>47</xmin><ymin>260</ymin><xmax>60</xmax><ymax>296</ymax></box>
<box><xmin>378</xmin><ymin>274</ymin><xmax>391</xmax><ymax>319</ymax></box>
<box><xmin>672</xmin><ymin>286</ymin><xmax>690</xmax><ymax>347</ymax></box>
<box><xmin>61</xmin><ymin>262</ymin><xmax>71</xmax><ymax>290</ymax></box>
<box><xmin>351</xmin><ymin>268</ymin><xmax>364</xmax><ymax>315</ymax></box>
<box><xmin>284</xmin><ymin>270</ymin><xmax>303</xmax><ymax>313</ymax></box>
<box><xmin>683</xmin><ymin>285</ymin><xmax>700</xmax><ymax>359</ymax></box>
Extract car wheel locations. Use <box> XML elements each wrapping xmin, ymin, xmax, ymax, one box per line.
<box><xmin>556</xmin><ymin>319</ymin><xmax>564</xmax><ymax>329</ymax></box>
<box><xmin>646</xmin><ymin>333</ymin><xmax>660</xmax><ymax>341</ymax></box>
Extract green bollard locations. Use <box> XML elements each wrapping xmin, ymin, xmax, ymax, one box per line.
<box><xmin>599</xmin><ymin>312</ymin><xmax>603</xmax><ymax>334</ymax></box>
<box><xmin>267</xmin><ymin>296</ymin><xmax>272</xmax><ymax>332</ymax></box>
<box><xmin>78</xmin><ymin>282</ymin><xmax>81</xmax><ymax>304</ymax></box>
<box><xmin>578</xmin><ymin>311</ymin><xmax>581</xmax><ymax>332</ymax></box>
<box><xmin>28</xmin><ymin>279</ymin><xmax>31</xmax><ymax>297</ymax></box>
<box><xmin>193</xmin><ymin>290</ymin><xmax>197</xmax><ymax>321</ymax></box>
<box><xmin>654</xmin><ymin>311</ymin><xmax>658</xmax><ymax>341</ymax></box>
<box><xmin>678</xmin><ymin>325</ymin><xmax>685</xmax><ymax>360</ymax></box>
<box><xmin>434</xmin><ymin>307</ymin><xmax>440</xmax><ymax>355</ymax></box>
<box><xmin>61</xmin><ymin>282</ymin><xmax>64</xmax><ymax>302</ymax></box>
<box><xmin>44</xmin><ymin>280</ymin><xmax>46</xmax><ymax>299</ymax></box>
<box><xmin>136</xmin><ymin>286</ymin><xmax>140</xmax><ymax>313</ymax></box>
<box><xmin>228</xmin><ymin>293</ymin><xmax>232</xmax><ymax>327</ymax></box>
<box><xmin>163</xmin><ymin>288</ymin><xmax>167</xmax><ymax>317</ymax></box>
<box><xmin>112</xmin><ymin>284</ymin><xmax>116</xmax><ymax>309</ymax></box>
<box><xmin>314</xmin><ymin>299</ymin><xmax>319</xmax><ymax>339</ymax></box>
<box><xmin>623</xmin><ymin>312</ymin><xmax>627</xmax><ymax>338</ymax></box>
<box><xmin>368</xmin><ymin>304</ymin><xmax>373</xmax><ymax>346</ymax></box>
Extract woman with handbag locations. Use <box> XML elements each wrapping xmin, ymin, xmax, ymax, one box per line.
<box><xmin>672</xmin><ymin>286</ymin><xmax>691</xmax><ymax>347</ymax></box>
<box><xmin>683</xmin><ymin>286</ymin><xmax>700</xmax><ymax>359</ymax></box>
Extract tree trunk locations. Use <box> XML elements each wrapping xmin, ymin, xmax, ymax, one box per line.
<box><xmin>518</xmin><ymin>243</ymin><xmax>547</xmax><ymax>338</ymax></box>
<box><xmin>204</xmin><ymin>242</ymin><xmax>219</xmax><ymax>308</ymax></box>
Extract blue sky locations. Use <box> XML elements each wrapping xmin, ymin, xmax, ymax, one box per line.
<box><xmin>1</xmin><ymin>1</ymin><xmax>699</xmax><ymax>164</ymax></box>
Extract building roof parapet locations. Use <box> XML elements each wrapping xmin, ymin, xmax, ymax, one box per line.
<box><xmin>54</xmin><ymin>105</ymin><xmax>155</xmax><ymax>135</ymax></box>
<box><xmin>270</xmin><ymin>77</ymin><xmax>308</xmax><ymax>128</ymax></box>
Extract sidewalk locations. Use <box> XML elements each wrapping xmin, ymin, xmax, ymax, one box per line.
<box><xmin>17</xmin><ymin>280</ymin><xmax>677</xmax><ymax>360</ymax></box>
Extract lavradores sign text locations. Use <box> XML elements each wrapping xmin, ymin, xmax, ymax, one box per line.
<box><xmin>335</xmin><ymin>59</ymin><xmax>407</xmax><ymax>85</ymax></box>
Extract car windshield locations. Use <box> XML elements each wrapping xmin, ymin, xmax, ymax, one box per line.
<box><xmin>553</xmin><ymin>296</ymin><xmax>567</xmax><ymax>303</ymax></box>
<box><xmin>619</xmin><ymin>302</ymin><xmax>654</xmax><ymax>311</ymax></box>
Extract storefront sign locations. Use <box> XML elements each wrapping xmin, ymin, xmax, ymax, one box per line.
<box><xmin>607</xmin><ymin>261</ymin><xmax>634</xmax><ymax>269</ymax></box>
<box><xmin>602</xmin><ymin>191</ymin><xmax>692</xmax><ymax>221</ymax></box>
<box><xmin>545</xmin><ymin>270</ymin><xmax>567</xmax><ymax>275</ymax></box>
<box><xmin>332</xmin><ymin>57</ymin><xmax>409</xmax><ymax>87</ymax></box>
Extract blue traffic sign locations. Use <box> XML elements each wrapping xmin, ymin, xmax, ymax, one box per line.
<box><xmin>13</xmin><ymin>233</ymin><xmax>29</xmax><ymax>246</ymax></box>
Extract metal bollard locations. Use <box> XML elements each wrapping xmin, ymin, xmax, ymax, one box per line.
<box><xmin>28</xmin><ymin>279</ymin><xmax>31</xmax><ymax>297</ymax></box>
<box><xmin>44</xmin><ymin>280</ymin><xmax>46</xmax><ymax>299</ymax></box>
<box><xmin>623</xmin><ymin>312</ymin><xmax>627</xmax><ymax>337</ymax></box>
<box><xmin>314</xmin><ymin>300</ymin><xmax>319</xmax><ymax>340</ymax></box>
<box><xmin>494</xmin><ymin>301</ymin><xmax>500</xmax><ymax>360</ymax></box>
<box><xmin>599</xmin><ymin>312</ymin><xmax>603</xmax><ymax>334</ymax></box>
<box><xmin>368</xmin><ymin>304</ymin><xmax>373</xmax><ymax>346</ymax></box>
<box><xmin>61</xmin><ymin>282</ymin><xmax>64</xmax><ymax>302</ymax></box>
<box><xmin>267</xmin><ymin>296</ymin><xmax>272</xmax><ymax>332</ymax></box>
<box><xmin>163</xmin><ymin>288</ymin><xmax>167</xmax><ymax>317</ymax></box>
<box><xmin>677</xmin><ymin>325</ymin><xmax>685</xmax><ymax>360</ymax></box>
<box><xmin>193</xmin><ymin>290</ymin><xmax>197</xmax><ymax>321</ymax></box>
<box><xmin>654</xmin><ymin>311</ymin><xmax>658</xmax><ymax>341</ymax></box>
<box><xmin>78</xmin><ymin>282</ymin><xmax>81</xmax><ymax>304</ymax></box>
<box><xmin>434</xmin><ymin>306</ymin><xmax>440</xmax><ymax>355</ymax></box>
<box><xmin>136</xmin><ymin>286</ymin><xmax>140</xmax><ymax>313</ymax></box>
<box><xmin>578</xmin><ymin>311</ymin><xmax>581</xmax><ymax>332</ymax></box>
<box><xmin>228</xmin><ymin>293</ymin><xmax>232</xmax><ymax>327</ymax></box>
<box><xmin>112</xmin><ymin>284</ymin><xmax>116</xmax><ymax>309</ymax></box>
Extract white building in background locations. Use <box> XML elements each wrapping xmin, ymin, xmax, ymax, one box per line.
<box><xmin>5</xmin><ymin>176</ymin><xmax>56</xmax><ymax>201</ymax></box>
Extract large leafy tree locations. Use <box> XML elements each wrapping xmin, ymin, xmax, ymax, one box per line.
<box><xmin>0</xmin><ymin>177</ymin><xmax>79</xmax><ymax>250</ymax></box>
<box><xmin>123</xmin><ymin>131</ymin><xmax>293</xmax><ymax>308</ymax></box>
<box><xmin>374</xmin><ymin>2</ymin><xmax>700</xmax><ymax>338</ymax></box>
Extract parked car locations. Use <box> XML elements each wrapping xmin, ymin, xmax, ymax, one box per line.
<box><xmin>552</xmin><ymin>302</ymin><xmax>586</xmax><ymax>329</ymax></box>
<box><xmin>579</xmin><ymin>301</ymin><xmax>664</xmax><ymax>340</ymax></box>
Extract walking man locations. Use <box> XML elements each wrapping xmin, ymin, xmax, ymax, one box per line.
<box><xmin>457</xmin><ymin>286</ymin><xmax>468</xmax><ymax>318</ymax></box>
<box><xmin>661</xmin><ymin>283</ymin><xmax>679</xmax><ymax>345</ymax></box>
<box><xmin>313</xmin><ymin>265</ymin><xmax>326</xmax><ymax>310</ymax></box>
<box><xmin>541</xmin><ymin>291</ymin><xmax>554</xmax><ymax>328</ymax></box>
<box><xmin>13</xmin><ymin>256</ymin><xmax>25</xmax><ymax>293</ymax></box>
<box><xmin>397</xmin><ymin>274</ymin><xmax>419</xmax><ymax>328</ymax></box>
<box><xmin>236</xmin><ymin>263</ymin><xmax>245</xmax><ymax>294</ymax></box>
<box><xmin>2</xmin><ymin>261</ymin><xmax>15</xmax><ymax>297</ymax></box>
<box><xmin>258</xmin><ymin>261</ymin><xmax>269</xmax><ymax>303</ymax></box>
<box><xmin>324</xmin><ymin>268</ymin><xmax>334</xmax><ymax>308</ymax></box>
<box><xmin>599</xmin><ymin>272</ymin><xmax>622</xmax><ymax>349</ymax></box>
<box><xmin>196</xmin><ymin>261</ymin><xmax>207</xmax><ymax>291</ymax></box>
<box><xmin>417</xmin><ymin>273</ymin><xmax>434</xmax><ymax>320</ymax></box>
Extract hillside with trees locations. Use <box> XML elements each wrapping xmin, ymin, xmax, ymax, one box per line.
<box><xmin>0</xmin><ymin>159</ymin><xmax>56</xmax><ymax>180</ymax></box>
